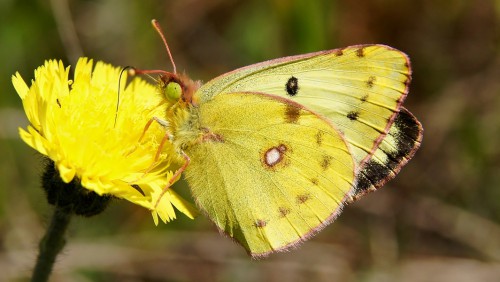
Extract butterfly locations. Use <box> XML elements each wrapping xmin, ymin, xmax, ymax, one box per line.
<box><xmin>145</xmin><ymin>20</ymin><xmax>423</xmax><ymax>258</ymax></box>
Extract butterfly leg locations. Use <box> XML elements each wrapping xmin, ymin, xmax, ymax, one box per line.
<box><xmin>131</xmin><ymin>117</ymin><xmax>172</xmax><ymax>182</ymax></box>
<box><xmin>154</xmin><ymin>151</ymin><xmax>190</xmax><ymax>209</ymax></box>
<box><xmin>138</xmin><ymin>116</ymin><xmax>170</xmax><ymax>144</ymax></box>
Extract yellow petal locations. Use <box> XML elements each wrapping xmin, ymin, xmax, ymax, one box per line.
<box><xmin>12</xmin><ymin>72</ymin><xmax>29</xmax><ymax>99</ymax></box>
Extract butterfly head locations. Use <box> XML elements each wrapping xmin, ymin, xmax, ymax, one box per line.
<box><xmin>159</xmin><ymin>73</ymin><xmax>201</xmax><ymax>106</ymax></box>
<box><xmin>149</xmin><ymin>19</ymin><xmax>202</xmax><ymax>106</ymax></box>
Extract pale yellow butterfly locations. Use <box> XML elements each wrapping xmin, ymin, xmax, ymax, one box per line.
<box><xmin>141</xmin><ymin>20</ymin><xmax>422</xmax><ymax>258</ymax></box>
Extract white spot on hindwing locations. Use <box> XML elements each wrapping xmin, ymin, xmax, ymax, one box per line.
<box><xmin>262</xmin><ymin>144</ymin><xmax>288</xmax><ymax>170</ymax></box>
<box><xmin>266</xmin><ymin>148</ymin><xmax>281</xmax><ymax>165</ymax></box>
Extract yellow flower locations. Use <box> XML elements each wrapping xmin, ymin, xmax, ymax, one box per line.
<box><xmin>12</xmin><ymin>58</ymin><xmax>197</xmax><ymax>224</ymax></box>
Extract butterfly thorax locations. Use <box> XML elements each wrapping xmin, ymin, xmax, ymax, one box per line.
<box><xmin>165</xmin><ymin>102</ymin><xmax>203</xmax><ymax>152</ymax></box>
<box><xmin>160</xmin><ymin>73</ymin><xmax>208</xmax><ymax>152</ymax></box>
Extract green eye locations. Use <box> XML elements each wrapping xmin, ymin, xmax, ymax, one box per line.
<box><xmin>164</xmin><ymin>82</ymin><xmax>182</xmax><ymax>102</ymax></box>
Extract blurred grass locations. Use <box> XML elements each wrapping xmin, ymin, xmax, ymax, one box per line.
<box><xmin>1</xmin><ymin>0</ymin><xmax>499</xmax><ymax>281</ymax></box>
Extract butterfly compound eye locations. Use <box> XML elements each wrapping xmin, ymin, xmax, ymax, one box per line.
<box><xmin>164</xmin><ymin>82</ymin><xmax>182</xmax><ymax>102</ymax></box>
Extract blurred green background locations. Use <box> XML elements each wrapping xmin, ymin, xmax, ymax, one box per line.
<box><xmin>1</xmin><ymin>0</ymin><xmax>499</xmax><ymax>281</ymax></box>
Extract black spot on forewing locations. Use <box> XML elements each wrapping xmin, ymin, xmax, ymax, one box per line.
<box><xmin>311</xmin><ymin>178</ymin><xmax>319</xmax><ymax>185</ymax></box>
<box><xmin>366</xmin><ymin>76</ymin><xmax>376</xmax><ymax>88</ymax></box>
<box><xmin>284</xmin><ymin>103</ymin><xmax>301</xmax><ymax>123</ymax></box>
<box><xmin>335</xmin><ymin>49</ymin><xmax>344</xmax><ymax>56</ymax></box>
<box><xmin>285</xmin><ymin>76</ymin><xmax>299</xmax><ymax>96</ymax></box>
<box><xmin>56</xmin><ymin>99</ymin><xmax>61</xmax><ymax>108</ymax></box>
<box><xmin>361</xmin><ymin>94</ymin><xmax>369</xmax><ymax>102</ymax></box>
<box><xmin>353</xmin><ymin>108</ymin><xmax>422</xmax><ymax>198</ymax></box>
<box><xmin>347</xmin><ymin>111</ymin><xmax>359</xmax><ymax>121</ymax></box>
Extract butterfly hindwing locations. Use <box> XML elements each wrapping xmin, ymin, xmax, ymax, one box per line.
<box><xmin>182</xmin><ymin>92</ymin><xmax>355</xmax><ymax>257</ymax></box>
<box><xmin>196</xmin><ymin>45</ymin><xmax>412</xmax><ymax>178</ymax></box>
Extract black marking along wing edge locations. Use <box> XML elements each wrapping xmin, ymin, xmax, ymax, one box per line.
<box><xmin>349</xmin><ymin>107</ymin><xmax>423</xmax><ymax>202</ymax></box>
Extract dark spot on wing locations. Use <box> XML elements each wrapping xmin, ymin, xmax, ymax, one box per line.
<box><xmin>285</xmin><ymin>76</ymin><xmax>299</xmax><ymax>96</ymax></box>
<box><xmin>347</xmin><ymin>111</ymin><xmax>359</xmax><ymax>121</ymax></box>
<box><xmin>297</xmin><ymin>193</ymin><xmax>311</xmax><ymax>204</ymax></box>
<box><xmin>279</xmin><ymin>207</ymin><xmax>290</xmax><ymax>217</ymax></box>
<box><xmin>321</xmin><ymin>155</ymin><xmax>333</xmax><ymax>170</ymax></box>
<box><xmin>316</xmin><ymin>131</ymin><xmax>324</xmax><ymax>146</ymax></box>
<box><xmin>255</xmin><ymin>219</ymin><xmax>267</xmax><ymax>228</ymax></box>
<box><xmin>311</xmin><ymin>178</ymin><xmax>319</xmax><ymax>185</ymax></box>
<box><xmin>366</xmin><ymin>76</ymin><xmax>376</xmax><ymax>88</ymax></box>
<box><xmin>56</xmin><ymin>99</ymin><xmax>61</xmax><ymax>108</ymax></box>
<box><xmin>361</xmin><ymin>94</ymin><xmax>369</xmax><ymax>102</ymax></box>
<box><xmin>335</xmin><ymin>49</ymin><xmax>344</xmax><ymax>56</ymax></box>
<box><xmin>284</xmin><ymin>103</ymin><xmax>301</xmax><ymax>123</ymax></box>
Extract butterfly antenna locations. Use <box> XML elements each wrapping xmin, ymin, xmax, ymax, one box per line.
<box><xmin>115</xmin><ymin>66</ymin><xmax>132</xmax><ymax>127</ymax></box>
<box><xmin>151</xmin><ymin>19</ymin><xmax>177</xmax><ymax>74</ymax></box>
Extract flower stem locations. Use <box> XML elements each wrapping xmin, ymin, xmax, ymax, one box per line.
<box><xmin>31</xmin><ymin>205</ymin><xmax>72</xmax><ymax>282</ymax></box>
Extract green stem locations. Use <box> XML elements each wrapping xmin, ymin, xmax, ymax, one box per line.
<box><xmin>31</xmin><ymin>206</ymin><xmax>72</xmax><ymax>282</ymax></box>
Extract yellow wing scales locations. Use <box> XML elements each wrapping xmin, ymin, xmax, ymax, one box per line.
<box><xmin>182</xmin><ymin>93</ymin><xmax>355</xmax><ymax>257</ymax></box>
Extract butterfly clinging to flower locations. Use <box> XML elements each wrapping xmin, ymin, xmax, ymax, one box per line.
<box><xmin>140</xmin><ymin>20</ymin><xmax>423</xmax><ymax>258</ymax></box>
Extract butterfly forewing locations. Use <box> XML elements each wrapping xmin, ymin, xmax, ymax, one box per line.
<box><xmin>196</xmin><ymin>45</ymin><xmax>411</xmax><ymax>174</ymax></box>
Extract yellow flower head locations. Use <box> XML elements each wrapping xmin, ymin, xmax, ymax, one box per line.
<box><xmin>12</xmin><ymin>58</ymin><xmax>197</xmax><ymax>224</ymax></box>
